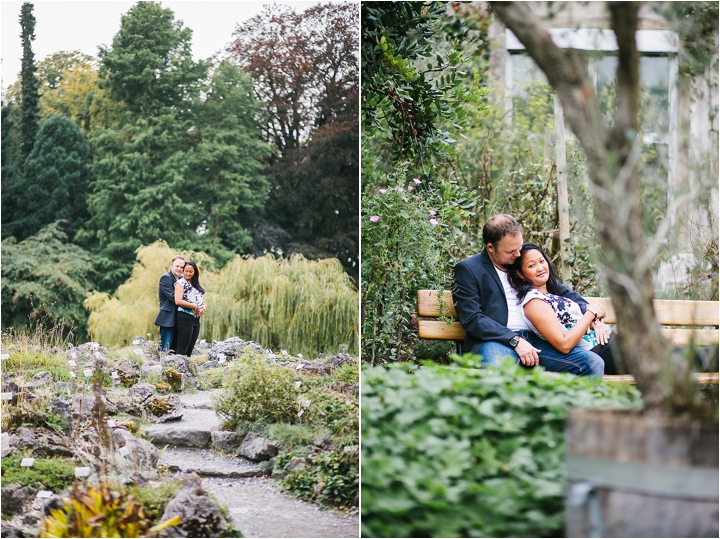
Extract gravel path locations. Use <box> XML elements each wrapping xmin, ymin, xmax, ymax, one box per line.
<box><xmin>152</xmin><ymin>389</ymin><xmax>359</xmax><ymax>538</ymax></box>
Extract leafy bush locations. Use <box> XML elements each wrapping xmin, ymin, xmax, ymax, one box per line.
<box><xmin>1</xmin><ymin>455</ymin><xmax>76</xmax><ymax>494</ymax></box>
<box><xmin>40</xmin><ymin>482</ymin><xmax>181</xmax><ymax>538</ymax></box>
<box><xmin>333</xmin><ymin>362</ymin><xmax>359</xmax><ymax>384</ymax></box>
<box><xmin>266</xmin><ymin>423</ymin><xmax>317</xmax><ymax>453</ymax></box>
<box><xmin>1</xmin><ymin>396</ymin><xmax>70</xmax><ymax>434</ymax></box>
<box><xmin>303</xmin><ymin>390</ymin><xmax>358</xmax><ymax>445</ymax></box>
<box><xmin>282</xmin><ymin>449</ymin><xmax>359</xmax><ymax>508</ymax></box>
<box><xmin>127</xmin><ymin>480</ymin><xmax>181</xmax><ymax>525</ymax></box>
<box><xmin>212</xmin><ymin>354</ymin><xmax>299</xmax><ymax>430</ymax></box>
<box><xmin>361</xmin><ymin>358</ymin><xmax>642</xmax><ymax>538</ymax></box>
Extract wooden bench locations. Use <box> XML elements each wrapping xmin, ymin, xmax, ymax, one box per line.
<box><xmin>416</xmin><ymin>290</ymin><xmax>719</xmax><ymax>384</ymax></box>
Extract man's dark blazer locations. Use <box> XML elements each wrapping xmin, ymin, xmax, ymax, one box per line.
<box><xmin>453</xmin><ymin>249</ymin><xmax>587</xmax><ymax>354</ymax></box>
<box><xmin>154</xmin><ymin>270</ymin><xmax>178</xmax><ymax>328</ymax></box>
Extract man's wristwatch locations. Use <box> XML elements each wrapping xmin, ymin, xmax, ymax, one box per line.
<box><xmin>586</xmin><ymin>306</ymin><xmax>598</xmax><ymax>321</ymax></box>
<box><xmin>509</xmin><ymin>336</ymin><xmax>520</xmax><ymax>349</ymax></box>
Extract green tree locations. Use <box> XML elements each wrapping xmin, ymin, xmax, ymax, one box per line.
<box><xmin>1</xmin><ymin>103</ymin><xmax>23</xmax><ymax>239</ymax></box>
<box><xmin>361</xmin><ymin>1</ymin><xmax>484</xmax><ymax>166</ymax></box>
<box><xmin>11</xmin><ymin>114</ymin><xmax>93</xmax><ymax>242</ymax></box>
<box><xmin>1</xmin><ymin>222</ymin><xmax>95</xmax><ymax>336</ymax></box>
<box><xmin>19</xmin><ymin>2</ymin><xmax>40</xmax><ymax>162</ymax></box>
<box><xmin>183</xmin><ymin>62</ymin><xmax>271</xmax><ymax>264</ymax></box>
<box><xmin>77</xmin><ymin>1</ymin><xmax>209</xmax><ymax>290</ymax></box>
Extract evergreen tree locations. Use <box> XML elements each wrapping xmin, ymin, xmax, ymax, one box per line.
<box><xmin>184</xmin><ymin>63</ymin><xmax>271</xmax><ymax>264</ymax></box>
<box><xmin>19</xmin><ymin>2</ymin><xmax>40</xmax><ymax>162</ymax></box>
<box><xmin>1</xmin><ymin>221</ymin><xmax>94</xmax><ymax>336</ymax></box>
<box><xmin>12</xmin><ymin>114</ymin><xmax>93</xmax><ymax>241</ymax></box>
<box><xmin>1</xmin><ymin>103</ymin><xmax>22</xmax><ymax>239</ymax></box>
<box><xmin>78</xmin><ymin>2</ymin><xmax>209</xmax><ymax>290</ymax></box>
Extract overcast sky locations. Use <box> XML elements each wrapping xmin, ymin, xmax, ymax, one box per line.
<box><xmin>1</xmin><ymin>0</ymin><xmax>324</xmax><ymax>94</ymax></box>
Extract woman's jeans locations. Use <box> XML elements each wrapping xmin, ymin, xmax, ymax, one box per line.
<box><xmin>473</xmin><ymin>329</ymin><xmax>605</xmax><ymax>377</ymax></box>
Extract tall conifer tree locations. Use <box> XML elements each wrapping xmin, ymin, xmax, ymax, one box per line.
<box><xmin>19</xmin><ymin>2</ymin><xmax>40</xmax><ymax>162</ymax></box>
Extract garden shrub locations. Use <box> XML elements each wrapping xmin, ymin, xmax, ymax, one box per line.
<box><xmin>212</xmin><ymin>355</ymin><xmax>299</xmax><ymax>430</ymax></box>
<box><xmin>1</xmin><ymin>455</ymin><xmax>76</xmax><ymax>495</ymax></box>
<box><xmin>127</xmin><ymin>480</ymin><xmax>182</xmax><ymax>525</ymax></box>
<box><xmin>333</xmin><ymin>362</ymin><xmax>359</xmax><ymax>384</ymax></box>
<box><xmin>1</xmin><ymin>397</ymin><xmax>70</xmax><ymax>434</ymax></box>
<box><xmin>361</xmin><ymin>358</ymin><xmax>642</xmax><ymax>538</ymax></box>
<box><xmin>301</xmin><ymin>390</ymin><xmax>358</xmax><ymax>448</ymax></box>
<box><xmin>282</xmin><ymin>449</ymin><xmax>359</xmax><ymax>508</ymax></box>
<box><xmin>39</xmin><ymin>482</ymin><xmax>180</xmax><ymax>538</ymax></box>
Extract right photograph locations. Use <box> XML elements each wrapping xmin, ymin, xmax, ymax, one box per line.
<box><xmin>360</xmin><ymin>2</ymin><xmax>719</xmax><ymax>538</ymax></box>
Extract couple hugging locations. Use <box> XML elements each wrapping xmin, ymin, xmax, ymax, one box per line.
<box><xmin>454</xmin><ymin>214</ymin><xmax>620</xmax><ymax>377</ymax></box>
<box><xmin>153</xmin><ymin>255</ymin><xmax>207</xmax><ymax>357</ymax></box>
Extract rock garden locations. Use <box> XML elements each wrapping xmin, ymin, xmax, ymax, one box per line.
<box><xmin>1</xmin><ymin>331</ymin><xmax>359</xmax><ymax>538</ymax></box>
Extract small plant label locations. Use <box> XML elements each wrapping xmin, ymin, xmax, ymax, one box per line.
<box><xmin>119</xmin><ymin>446</ymin><xmax>130</xmax><ymax>457</ymax></box>
<box><xmin>36</xmin><ymin>490</ymin><xmax>53</xmax><ymax>499</ymax></box>
<box><xmin>218</xmin><ymin>353</ymin><xmax>226</xmax><ymax>361</ymax></box>
<box><xmin>0</xmin><ymin>392</ymin><xmax>12</xmax><ymax>400</ymax></box>
<box><xmin>107</xmin><ymin>419</ymin><xmax>117</xmax><ymax>428</ymax></box>
<box><xmin>74</xmin><ymin>467</ymin><xmax>91</xmax><ymax>477</ymax></box>
<box><xmin>69</xmin><ymin>372</ymin><xmax>77</xmax><ymax>378</ymax></box>
<box><xmin>83</xmin><ymin>369</ymin><xmax>93</xmax><ymax>378</ymax></box>
<box><xmin>94</xmin><ymin>351</ymin><xmax>102</xmax><ymax>359</ymax></box>
<box><xmin>71</xmin><ymin>351</ymin><xmax>77</xmax><ymax>359</ymax></box>
<box><xmin>134</xmin><ymin>349</ymin><xmax>143</xmax><ymax>356</ymax></box>
<box><xmin>268</xmin><ymin>353</ymin><xmax>277</xmax><ymax>359</ymax></box>
<box><xmin>0</xmin><ymin>353</ymin><xmax>9</xmax><ymax>360</ymax></box>
<box><xmin>295</xmin><ymin>363</ymin><xmax>306</xmax><ymax>371</ymax></box>
<box><xmin>132</xmin><ymin>337</ymin><xmax>142</xmax><ymax>345</ymax></box>
<box><xmin>21</xmin><ymin>458</ymin><xmax>35</xmax><ymax>467</ymax></box>
<box><xmin>68</xmin><ymin>360</ymin><xmax>77</xmax><ymax>367</ymax></box>
<box><xmin>295</xmin><ymin>381</ymin><xmax>303</xmax><ymax>388</ymax></box>
<box><xmin>110</xmin><ymin>371</ymin><xmax>119</xmax><ymax>379</ymax></box>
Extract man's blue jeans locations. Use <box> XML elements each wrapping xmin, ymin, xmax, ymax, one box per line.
<box><xmin>159</xmin><ymin>326</ymin><xmax>175</xmax><ymax>352</ymax></box>
<box><xmin>473</xmin><ymin>329</ymin><xmax>604</xmax><ymax>377</ymax></box>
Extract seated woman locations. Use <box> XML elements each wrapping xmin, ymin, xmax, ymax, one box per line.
<box><xmin>508</xmin><ymin>242</ymin><xmax>622</xmax><ymax>374</ymax></box>
<box><xmin>174</xmin><ymin>261</ymin><xmax>205</xmax><ymax>357</ymax></box>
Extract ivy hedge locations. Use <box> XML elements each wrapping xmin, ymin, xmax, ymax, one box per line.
<box><xmin>361</xmin><ymin>357</ymin><xmax>642</xmax><ymax>537</ymax></box>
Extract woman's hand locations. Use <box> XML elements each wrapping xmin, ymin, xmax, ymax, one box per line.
<box><xmin>591</xmin><ymin>319</ymin><xmax>610</xmax><ymax>345</ymax></box>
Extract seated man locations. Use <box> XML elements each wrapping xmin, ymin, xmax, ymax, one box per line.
<box><xmin>453</xmin><ymin>214</ymin><xmax>604</xmax><ymax>377</ymax></box>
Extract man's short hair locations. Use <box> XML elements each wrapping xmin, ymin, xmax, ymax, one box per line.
<box><xmin>171</xmin><ymin>255</ymin><xmax>185</xmax><ymax>264</ymax></box>
<box><xmin>482</xmin><ymin>214</ymin><xmax>522</xmax><ymax>246</ymax></box>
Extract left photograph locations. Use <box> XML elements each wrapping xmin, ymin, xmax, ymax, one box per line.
<box><xmin>0</xmin><ymin>1</ymin><xmax>359</xmax><ymax>537</ymax></box>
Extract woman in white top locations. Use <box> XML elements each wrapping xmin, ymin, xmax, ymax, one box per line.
<box><xmin>174</xmin><ymin>261</ymin><xmax>205</xmax><ymax>357</ymax></box>
<box><xmin>508</xmin><ymin>242</ymin><xmax>621</xmax><ymax>374</ymax></box>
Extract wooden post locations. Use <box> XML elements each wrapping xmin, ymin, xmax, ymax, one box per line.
<box><xmin>554</xmin><ymin>94</ymin><xmax>571</xmax><ymax>282</ymax></box>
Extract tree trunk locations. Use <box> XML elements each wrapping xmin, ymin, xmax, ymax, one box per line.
<box><xmin>491</xmin><ymin>1</ymin><xmax>695</xmax><ymax>415</ymax></box>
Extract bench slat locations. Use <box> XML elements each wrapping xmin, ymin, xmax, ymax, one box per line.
<box><xmin>417</xmin><ymin>319</ymin><xmax>719</xmax><ymax>346</ymax></box>
<box><xmin>603</xmin><ymin>372</ymin><xmax>719</xmax><ymax>385</ymax></box>
<box><xmin>585</xmin><ymin>297</ymin><xmax>719</xmax><ymax>326</ymax></box>
<box><xmin>417</xmin><ymin>319</ymin><xmax>466</xmax><ymax>341</ymax></box>
<box><xmin>417</xmin><ymin>290</ymin><xmax>457</xmax><ymax>318</ymax></box>
<box><xmin>418</xmin><ymin>291</ymin><xmax>719</xmax><ymax>328</ymax></box>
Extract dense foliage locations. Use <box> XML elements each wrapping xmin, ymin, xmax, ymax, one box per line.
<box><xmin>227</xmin><ymin>3</ymin><xmax>360</xmax><ymax>282</ymax></box>
<box><xmin>8</xmin><ymin>114</ymin><xmax>93</xmax><ymax>241</ymax></box>
<box><xmin>1</xmin><ymin>222</ymin><xmax>95</xmax><ymax>335</ymax></box>
<box><xmin>361</xmin><ymin>358</ymin><xmax>642</xmax><ymax>537</ymax></box>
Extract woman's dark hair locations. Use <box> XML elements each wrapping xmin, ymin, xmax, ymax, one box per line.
<box><xmin>508</xmin><ymin>242</ymin><xmax>563</xmax><ymax>302</ymax></box>
<box><xmin>184</xmin><ymin>261</ymin><xmax>205</xmax><ymax>294</ymax></box>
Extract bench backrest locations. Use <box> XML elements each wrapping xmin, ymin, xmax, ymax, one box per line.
<box><xmin>416</xmin><ymin>290</ymin><xmax>719</xmax><ymax>346</ymax></box>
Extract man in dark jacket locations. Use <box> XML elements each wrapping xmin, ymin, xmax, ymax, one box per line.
<box><xmin>453</xmin><ymin>214</ymin><xmax>603</xmax><ymax>376</ymax></box>
<box><xmin>154</xmin><ymin>255</ymin><xmax>186</xmax><ymax>352</ymax></box>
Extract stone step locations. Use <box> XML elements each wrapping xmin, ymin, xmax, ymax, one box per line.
<box><xmin>143</xmin><ymin>425</ymin><xmax>212</xmax><ymax>448</ymax></box>
<box><xmin>159</xmin><ymin>447</ymin><xmax>266</xmax><ymax>479</ymax></box>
